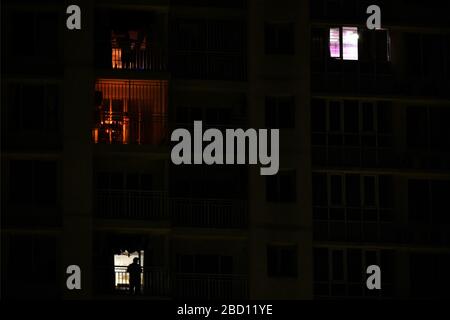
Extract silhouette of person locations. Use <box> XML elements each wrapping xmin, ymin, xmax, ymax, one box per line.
<box><xmin>127</xmin><ymin>257</ymin><xmax>142</xmax><ymax>295</ymax></box>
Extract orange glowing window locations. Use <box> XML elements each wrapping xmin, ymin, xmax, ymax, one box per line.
<box><xmin>93</xmin><ymin>79</ymin><xmax>168</xmax><ymax>145</ymax></box>
<box><xmin>111</xmin><ymin>30</ymin><xmax>153</xmax><ymax>70</ymax></box>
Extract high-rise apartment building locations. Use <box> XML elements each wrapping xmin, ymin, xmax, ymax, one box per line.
<box><xmin>1</xmin><ymin>0</ymin><xmax>449</xmax><ymax>299</ymax></box>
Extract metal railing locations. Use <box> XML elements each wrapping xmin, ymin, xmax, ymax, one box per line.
<box><xmin>95</xmin><ymin>267</ymin><xmax>248</xmax><ymax>299</ymax></box>
<box><xmin>96</xmin><ymin>39</ymin><xmax>167</xmax><ymax>72</ymax></box>
<box><xmin>171</xmin><ymin>51</ymin><xmax>247</xmax><ymax>81</ymax></box>
<box><xmin>96</xmin><ymin>266</ymin><xmax>170</xmax><ymax>297</ymax></box>
<box><xmin>95</xmin><ymin>190</ymin><xmax>248</xmax><ymax>228</ymax></box>
<box><xmin>174</xmin><ymin>273</ymin><xmax>248</xmax><ymax>300</ymax></box>
<box><xmin>170</xmin><ymin>197</ymin><xmax>248</xmax><ymax>228</ymax></box>
<box><xmin>96</xmin><ymin>190</ymin><xmax>168</xmax><ymax>220</ymax></box>
<box><xmin>93</xmin><ymin>79</ymin><xmax>168</xmax><ymax>146</ymax></box>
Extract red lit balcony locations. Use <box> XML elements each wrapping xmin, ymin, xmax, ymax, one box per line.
<box><xmin>93</xmin><ymin>79</ymin><xmax>168</xmax><ymax>146</ymax></box>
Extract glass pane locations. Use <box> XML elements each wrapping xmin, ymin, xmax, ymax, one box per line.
<box><xmin>329</xmin><ymin>28</ymin><xmax>341</xmax><ymax>58</ymax></box>
<box><xmin>342</xmin><ymin>27</ymin><xmax>359</xmax><ymax>61</ymax></box>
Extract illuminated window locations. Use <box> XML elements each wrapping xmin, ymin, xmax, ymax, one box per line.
<box><xmin>329</xmin><ymin>27</ymin><xmax>359</xmax><ymax>60</ymax></box>
<box><xmin>114</xmin><ymin>251</ymin><xmax>144</xmax><ymax>291</ymax></box>
<box><xmin>329</xmin><ymin>28</ymin><xmax>341</xmax><ymax>58</ymax></box>
<box><xmin>93</xmin><ymin>79</ymin><xmax>168</xmax><ymax>145</ymax></box>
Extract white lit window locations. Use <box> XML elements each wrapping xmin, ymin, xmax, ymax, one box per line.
<box><xmin>329</xmin><ymin>27</ymin><xmax>359</xmax><ymax>61</ymax></box>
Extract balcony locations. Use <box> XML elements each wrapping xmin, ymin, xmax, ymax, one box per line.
<box><xmin>95</xmin><ymin>266</ymin><xmax>171</xmax><ymax>297</ymax></box>
<box><xmin>313</xmin><ymin>205</ymin><xmax>395</xmax><ymax>243</ymax></box>
<box><xmin>314</xmin><ymin>214</ymin><xmax>450</xmax><ymax>245</ymax></box>
<box><xmin>174</xmin><ymin>273</ymin><xmax>248</xmax><ymax>300</ymax></box>
<box><xmin>110</xmin><ymin>45</ymin><xmax>167</xmax><ymax>72</ymax></box>
<box><xmin>93</xmin><ymin>79</ymin><xmax>168</xmax><ymax>146</ymax></box>
<box><xmin>94</xmin><ymin>10</ymin><xmax>168</xmax><ymax>73</ymax></box>
<box><xmin>171</xmin><ymin>52</ymin><xmax>247</xmax><ymax>81</ymax></box>
<box><xmin>171</xmin><ymin>197</ymin><xmax>248</xmax><ymax>228</ymax></box>
<box><xmin>96</xmin><ymin>190</ymin><xmax>168</xmax><ymax>221</ymax></box>
<box><xmin>95</xmin><ymin>267</ymin><xmax>248</xmax><ymax>299</ymax></box>
<box><xmin>95</xmin><ymin>190</ymin><xmax>248</xmax><ymax>229</ymax></box>
<box><xmin>311</xmin><ymin>60</ymin><xmax>395</xmax><ymax>94</ymax></box>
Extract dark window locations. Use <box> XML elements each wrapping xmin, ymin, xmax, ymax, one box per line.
<box><xmin>347</xmin><ymin>249</ymin><xmax>362</xmax><ymax>283</ymax></box>
<box><xmin>265</xmin><ymin>23</ymin><xmax>295</xmax><ymax>54</ymax></box>
<box><xmin>407</xmin><ymin>107</ymin><xmax>428</xmax><ymax>148</ymax></box>
<box><xmin>379</xmin><ymin>175</ymin><xmax>393</xmax><ymax>208</ymax></box>
<box><xmin>172</xmin><ymin>19</ymin><xmax>246</xmax><ymax>80</ymax></box>
<box><xmin>331</xmin><ymin>250</ymin><xmax>344</xmax><ymax>281</ymax></box>
<box><xmin>409</xmin><ymin>253</ymin><xmax>450</xmax><ymax>298</ymax></box>
<box><xmin>267</xmin><ymin>245</ymin><xmax>298</xmax><ymax>278</ymax></box>
<box><xmin>266</xmin><ymin>170</ymin><xmax>296</xmax><ymax>203</ymax></box>
<box><xmin>430</xmin><ymin>107</ymin><xmax>450</xmax><ymax>150</ymax></box>
<box><xmin>311</xmin><ymin>99</ymin><xmax>326</xmax><ymax>132</ymax></box>
<box><xmin>9</xmin><ymin>11</ymin><xmax>58</xmax><ymax>59</ymax></box>
<box><xmin>313</xmin><ymin>173</ymin><xmax>328</xmax><ymax>206</ymax></box>
<box><xmin>344</xmin><ymin>100</ymin><xmax>359</xmax><ymax>133</ymax></box>
<box><xmin>405</xmin><ymin>33</ymin><xmax>422</xmax><ymax>77</ymax></box>
<box><xmin>265</xmin><ymin>96</ymin><xmax>295</xmax><ymax>128</ymax></box>
<box><xmin>363</xmin><ymin>176</ymin><xmax>376</xmax><ymax>207</ymax></box>
<box><xmin>377</xmin><ymin>101</ymin><xmax>392</xmax><ymax>134</ymax></box>
<box><xmin>6</xmin><ymin>84</ymin><xmax>59</xmax><ymax>133</ymax></box>
<box><xmin>431</xmin><ymin>180</ymin><xmax>450</xmax><ymax>224</ymax></box>
<box><xmin>345</xmin><ymin>174</ymin><xmax>360</xmax><ymax>207</ymax></box>
<box><xmin>329</xmin><ymin>101</ymin><xmax>341</xmax><ymax>131</ymax></box>
<box><xmin>330</xmin><ymin>175</ymin><xmax>343</xmax><ymax>205</ymax></box>
<box><xmin>7</xmin><ymin>235</ymin><xmax>57</xmax><ymax>289</ymax></box>
<box><xmin>314</xmin><ymin>248</ymin><xmax>329</xmax><ymax>282</ymax></box>
<box><xmin>408</xmin><ymin>180</ymin><xmax>430</xmax><ymax>222</ymax></box>
<box><xmin>362</xmin><ymin>103</ymin><xmax>375</xmax><ymax>132</ymax></box>
<box><xmin>8</xmin><ymin>160</ymin><xmax>57</xmax><ymax>206</ymax></box>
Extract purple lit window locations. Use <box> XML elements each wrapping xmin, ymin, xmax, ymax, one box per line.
<box><xmin>329</xmin><ymin>28</ymin><xmax>341</xmax><ymax>58</ymax></box>
<box><xmin>329</xmin><ymin>27</ymin><xmax>359</xmax><ymax>61</ymax></box>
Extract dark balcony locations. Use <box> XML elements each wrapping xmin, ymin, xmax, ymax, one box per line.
<box><xmin>311</xmin><ymin>60</ymin><xmax>395</xmax><ymax>95</ymax></box>
<box><xmin>171</xmin><ymin>197</ymin><xmax>248</xmax><ymax>229</ymax></box>
<box><xmin>314</xmin><ymin>216</ymin><xmax>450</xmax><ymax>246</ymax></box>
<box><xmin>96</xmin><ymin>190</ymin><xmax>168</xmax><ymax>221</ymax></box>
<box><xmin>174</xmin><ymin>273</ymin><xmax>248</xmax><ymax>300</ymax></box>
<box><xmin>95</xmin><ymin>189</ymin><xmax>248</xmax><ymax>229</ymax></box>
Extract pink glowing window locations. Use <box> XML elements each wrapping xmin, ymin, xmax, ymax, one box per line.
<box><xmin>329</xmin><ymin>27</ymin><xmax>359</xmax><ymax>61</ymax></box>
<box><xmin>329</xmin><ymin>28</ymin><xmax>341</xmax><ymax>58</ymax></box>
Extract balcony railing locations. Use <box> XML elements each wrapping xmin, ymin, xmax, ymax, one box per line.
<box><xmin>95</xmin><ymin>266</ymin><xmax>171</xmax><ymax>297</ymax></box>
<box><xmin>95</xmin><ymin>267</ymin><xmax>248</xmax><ymax>299</ymax></box>
<box><xmin>96</xmin><ymin>38</ymin><xmax>167</xmax><ymax>72</ymax></box>
<box><xmin>93</xmin><ymin>79</ymin><xmax>168</xmax><ymax>146</ymax></box>
<box><xmin>314</xmin><ymin>213</ymin><xmax>450</xmax><ymax>245</ymax></box>
<box><xmin>171</xmin><ymin>197</ymin><xmax>248</xmax><ymax>228</ymax></box>
<box><xmin>311</xmin><ymin>60</ymin><xmax>394</xmax><ymax>94</ymax></box>
<box><xmin>171</xmin><ymin>52</ymin><xmax>247</xmax><ymax>81</ymax></box>
<box><xmin>174</xmin><ymin>273</ymin><xmax>248</xmax><ymax>300</ymax></box>
<box><xmin>96</xmin><ymin>190</ymin><xmax>168</xmax><ymax>220</ymax></box>
<box><xmin>95</xmin><ymin>190</ymin><xmax>248</xmax><ymax>228</ymax></box>
<box><xmin>111</xmin><ymin>46</ymin><xmax>167</xmax><ymax>72</ymax></box>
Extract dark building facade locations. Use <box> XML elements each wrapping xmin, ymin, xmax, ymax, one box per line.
<box><xmin>1</xmin><ymin>0</ymin><xmax>449</xmax><ymax>299</ymax></box>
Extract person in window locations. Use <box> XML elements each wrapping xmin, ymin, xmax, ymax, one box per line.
<box><xmin>127</xmin><ymin>258</ymin><xmax>142</xmax><ymax>295</ymax></box>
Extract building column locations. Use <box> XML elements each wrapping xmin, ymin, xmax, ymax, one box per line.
<box><xmin>62</xmin><ymin>0</ymin><xmax>94</xmax><ymax>299</ymax></box>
